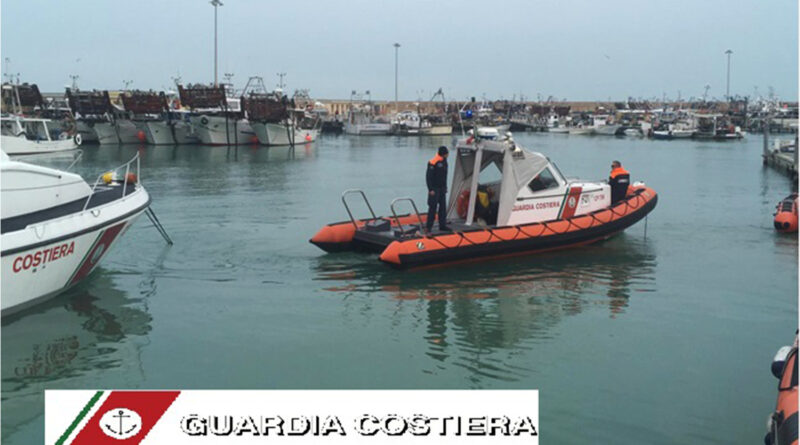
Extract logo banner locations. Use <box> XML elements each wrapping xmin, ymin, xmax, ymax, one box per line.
<box><xmin>46</xmin><ymin>390</ymin><xmax>539</xmax><ymax>444</ymax></box>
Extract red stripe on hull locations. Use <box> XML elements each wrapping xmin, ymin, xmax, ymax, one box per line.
<box><xmin>68</xmin><ymin>222</ymin><xmax>126</xmax><ymax>286</ymax></box>
<box><xmin>560</xmin><ymin>186</ymin><xmax>583</xmax><ymax>220</ymax></box>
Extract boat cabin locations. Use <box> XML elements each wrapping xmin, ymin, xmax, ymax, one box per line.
<box><xmin>447</xmin><ymin>132</ymin><xmax>611</xmax><ymax>228</ymax></box>
<box><xmin>0</xmin><ymin>116</ymin><xmax>57</xmax><ymax>142</ymax></box>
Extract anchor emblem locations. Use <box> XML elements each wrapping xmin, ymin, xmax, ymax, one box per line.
<box><xmin>100</xmin><ymin>407</ymin><xmax>142</xmax><ymax>440</ymax></box>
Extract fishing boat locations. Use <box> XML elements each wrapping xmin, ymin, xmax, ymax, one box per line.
<box><xmin>121</xmin><ymin>90</ymin><xmax>175</xmax><ymax>145</ymax></box>
<box><xmin>692</xmin><ymin>112</ymin><xmax>744</xmax><ymax>140</ymax></box>
<box><xmin>180</xmin><ymin>84</ymin><xmax>257</xmax><ymax>145</ymax></box>
<box><xmin>419</xmin><ymin>118</ymin><xmax>453</xmax><ymax>135</ymax></box>
<box><xmin>310</xmin><ymin>131</ymin><xmax>658</xmax><ymax>269</ymax></box>
<box><xmin>592</xmin><ymin>114</ymin><xmax>621</xmax><ymax>136</ymax></box>
<box><xmin>1</xmin><ymin>83</ymin><xmax>81</xmax><ymax>155</ymax></box>
<box><xmin>66</xmin><ymin>89</ymin><xmax>118</xmax><ymax>144</ymax></box>
<box><xmin>568</xmin><ymin>125</ymin><xmax>594</xmax><ymax>135</ymax></box>
<box><xmin>112</xmin><ymin>106</ymin><xmax>142</xmax><ymax>144</ymax></box>
<box><xmin>774</xmin><ymin>194</ymin><xmax>798</xmax><ymax>233</ymax></box>
<box><xmin>344</xmin><ymin>102</ymin><xmax>391</xmax><ymax>135</ymax></box>
<box><xmin>0</xmin><ymin>152</ymin><xmax>151</xmax><ymax>315</ymax></box>
<box><xmin>263</xmin><ymin>116</ymin><xmax>319</xmax><ymax>145</ymax></box>
<box><xmin>0</xmin><ymin>116</ymin><xmax>81</xmax><ymax>155</ymax></box>
<box><xmin>391</xmin><ymin>111</ymin><xmax>422</xmax><ymax>135</ymax></box>
<box><xmin>623</xmin><ymin>127</ymin><xmax>643</xmax><ymax>137</ymax></box>
<box><xmin>765</xmin><ymin>333</ymin><xmax>798</xmax><ymax>445</ymax></box>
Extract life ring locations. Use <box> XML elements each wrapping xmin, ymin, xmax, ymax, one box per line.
<box><xmin>73</xmin><ymin>133</ymin><xmax>82</xmax><ymax>145</ymax></box>
<box><xmin>200</xmin><ymin>116</ymin><xmax>209</xmax><ymax>125</ymax></box>
<box><xmin>456</xmin><ymin>190</ymin><xmax>470</xmax><ymax>219</ymax></box>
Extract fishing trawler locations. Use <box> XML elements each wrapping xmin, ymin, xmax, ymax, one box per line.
<box><xmin>112</xmin><ymin>105</ymin><xmax>142</xmax><ymax>144</ymax></box>
<box><xmin>121</xmin><ymin>90</ymin><xmax>175</xmax><ymax>145</ymax></box>
<box><xmin>248</xmin><ymin>90</ymin><xmax>319</xmax><ymax>146</ymax></box>
<box><xmin>311</xmin><ymin>130</ymin><xmax>658</xmax><ymax>269</ymax></box>
<box><xmin>0</xmin><ymin>152</ymin><xmax>151</xmax><ymax>315</ymax></box>
<box><xmin>180</xmin><ymin>84</ymin><xmax>257</xmax><ymax>145</ymax></box>
<box><xmin>344</xmin><ymin>97</ymin><xmax>391</xmax><ymax>135</ymax></box>
<box><xmin>66</xmin><ymin>89</ymin><xmax>118</xmax><ymax>144</ymax></box>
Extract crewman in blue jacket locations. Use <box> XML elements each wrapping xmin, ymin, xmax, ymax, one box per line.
<box><xmin>426</xmin><ymin>146</ymin><xmax>450</xmax><ymax>232</ymax></box>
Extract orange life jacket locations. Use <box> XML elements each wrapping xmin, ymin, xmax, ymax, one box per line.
<box><xmin>429</xmin><ymin>154</ymin><xmax>444</xmax><ymax>165</ymax></box>
<box><xmin>610</xmin><ymin>167</ymin><xmax>629</xmax><ymax>179</ymax></box>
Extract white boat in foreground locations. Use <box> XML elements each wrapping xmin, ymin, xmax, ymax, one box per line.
<box><xmin>0</xmin><ymin>152</ymin><xmax>150</xmax><ymax>315</ymax></box>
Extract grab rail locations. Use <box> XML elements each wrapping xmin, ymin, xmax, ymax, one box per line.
<box><xmin>389</xmin><ymin>197</ymin><xmax>424</xmax><ymax>236</ymax></box>
<box><xmin>83</xmin><ymin>152</ymin><xmax>141</xmax><ymax>212</ymax></box>
<box><xmin>341</xmin><ymin>189</ymin><xmax>377</xmax><ymax>229</ymax></box>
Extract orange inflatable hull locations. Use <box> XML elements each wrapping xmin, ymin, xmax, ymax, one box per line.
<box><xmin>774</xmin><ymin>194</ymin><xmax>798</xmax><ymax>233</ymax></box>
<box><xmin>766</xmin><ymin>338</ymin><xmax>798</xmax><ymax>445</ymax></box>
<box><xmin>311</xmin><ymin>186</ymin><xmax>658</xmax><ymax>270</ymax></box>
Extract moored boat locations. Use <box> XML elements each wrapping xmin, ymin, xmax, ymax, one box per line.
<box><xmin>66</xmin><ymin>89</ymin><xmax>118</xmax><ymax>144</ymax></box>
<box><xmin>179</xmin><ymin>84</ymin><xmax>256</xmax><ymax>145</ymax></box>
<box><xmin>774</xmin><ymin>194</ymin><xmax>798</xmax><ymax>233</ymax></box>
<box><xmin>344</xmin><ymin>102</ymin><xmax>391</xmax><ymax>135</ymax></box>
<box><xmin>122</xmin><ymin>91</ymin><xmax>176</xmax><ymax>145</ymax></box>
<box><xmin>764</xmin><ymin>333</ymin><xmax>798</xmax><ymax>445</ymax></box>
<box><xmin>310</xmin><ymin>132</ymin><xmax>658</xmax><ymax>269</ymax></box>
<box><xmin>0</xmin><ymin>152</ymin><xmax>150</xmax><ymax>315</ymax></box>
<box><xmin>1</xmin><ymin>83</ymin><xmax>81</xmax><ymax>155</ymax></box>
<box><xmin>1</xmin><ymin>115</ymin><xmax>81</xmax><ymax>155</ymax></box>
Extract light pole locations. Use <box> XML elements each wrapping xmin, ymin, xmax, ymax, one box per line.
<box><xmin>725</xmin><ymin>49</ymin><xmax>733</xmax><ymax>100</ymax></box>
<box><xmin>393</xmin><ymin>43</ymin><xmax>400</xmax><ymax>112</ymax></box>
<box><xmin>277</xmin><ymin>72</ymin><xmax>286</xmax><ymax>90</ymax></box>
<box><xmin>211</xmin><ymin>0</ymin><xmax>223</xmax><ymax>86</ymax></box>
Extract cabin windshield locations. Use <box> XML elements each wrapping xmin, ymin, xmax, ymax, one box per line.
<box><xmin>528</xmin><ymin>167</ymin><xmax>559</xmax><ymax>193</ymax></box>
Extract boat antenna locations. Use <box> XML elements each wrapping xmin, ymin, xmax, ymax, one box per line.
<box><xmin>457</xmin><ymin>97</ymin><xmax>467</xmax><ymax>136</ymax></box>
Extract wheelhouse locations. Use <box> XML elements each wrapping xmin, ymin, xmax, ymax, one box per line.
<box><xmin>448</xmin><ymin>133</ymin><xmax>611</xmax><ymax>228</ymax></box>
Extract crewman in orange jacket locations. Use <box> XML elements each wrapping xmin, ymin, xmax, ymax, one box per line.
<box><xmin>609</xmin><ymin>160</ymin><xmax>630</xmax><ymax>204</ymax></box>
<box><xmin>426</xmin><ymin>146</ymin><xmax>450</xmax><ymax>232</ymax></box>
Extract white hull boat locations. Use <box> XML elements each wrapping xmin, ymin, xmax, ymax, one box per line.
<box><xmin>136</xmin><ymin>121</ymin><xmax>176</xmax><ymax>145</ymax></box>
<box><xmin>190</xmin><ymin>115</ymin><xmax>257</xmax><ymax>145</ymax></box>
<box><xmin>569</xmin><ymin>127</ymin><xmax>594</xmax><ymax>135</ymax></box>
<box><xmin>344</xmin><ymin>122</ymin><xmax>392</xmax><ymax>135</ymax></box>
<box><xmin>594</xmin><ymin>124</ymin><xmax>621</xmax><ymax>136</ymax></box>
<box><xmin>671</xmin><ymin>129</ymin><xmax>694</xmax><ymax>138</ymax></box>
<box><xmin>623</xmin><ymin>128</ymin><xmax>643</xmax><ymax>137</ymax></box>
<box><xmin>115</xmin><ymin>119</ymin><xmax>142</xmax><ymax>144</ymax></box>
<box><xmin>0</xmin><ymin>152</ymin><xmax>150</xmax><ymax>315</ymax></box>
<box><xmin>1</xmin><ymin>134</ymin><xmax>79</xmax><ymax>155</ymax></box>
<box><xmin>548</xmin><ymin>127</ymin><xmax>570</xmax><ymax>134</ymax></box>
<box><xmin>1</xmin><ymin>116</ymin><xmax>81</xmax><ymax>155</ymax></box>
<box><xmin>252</xmin><ymin>122</ymin><xmax>318</xmax><ymax>145</ymax></box>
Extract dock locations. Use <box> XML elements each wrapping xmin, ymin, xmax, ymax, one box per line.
<box><xmin>763</xmin><ymin>131</ymin><xmax>799</xmax><ymax>180</ymax></box>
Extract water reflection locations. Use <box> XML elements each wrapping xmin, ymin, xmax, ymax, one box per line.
<box><xmin>1</xmin><ymin>272</ymin><xmax>152</xmax><ymax>440</ymax></box>
<box><xmin>314</xmin><ymin>236</ymin><xmax>657</xmax><ymax>384</ymax></box>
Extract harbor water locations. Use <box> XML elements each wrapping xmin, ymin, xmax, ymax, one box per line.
<box><xmin>2</xmin><ymin>133</ymin><xmax>797</xmax><ymax>444</ymax></box>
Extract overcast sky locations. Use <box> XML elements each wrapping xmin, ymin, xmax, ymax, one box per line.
<box><xmin>1</xmin><ymin>0</ymin><xmax>797</xmax><ymax>101</ymax></box>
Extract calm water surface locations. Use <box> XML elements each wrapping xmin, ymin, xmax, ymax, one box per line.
<box><xmin>2</xmin><ymin>132</ymin><xmax>797</xmax><ymax>444</ymax></box>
